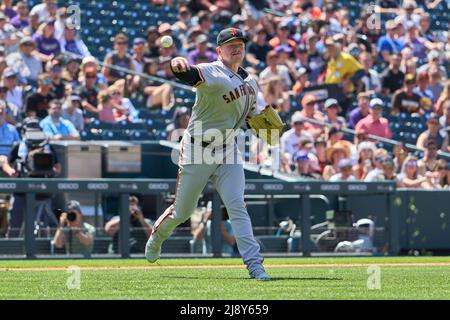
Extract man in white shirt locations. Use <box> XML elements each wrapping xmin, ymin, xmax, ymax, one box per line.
<box><xmin>259</xmin><ymin>50</ymin><xmax>292</xmax><ymax>91</ymax></box>
<box><xmin>280</xmin><ymin>111</ymin><xmax>313</xmax><ymax>166</ymax></box>
<box><xmin>2</xmin><ymin>68</ymin><xmax>23</xmax><ymax>113</ymax></box>
<box><xmin>29</xmin><ymin>0</ymin><xmax>57</xmax><ymax>23</ymax></box>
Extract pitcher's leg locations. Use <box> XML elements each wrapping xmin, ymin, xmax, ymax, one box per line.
<box><xmin>212</xmin><ymin>164</ymin><xmax>266</xmax><ymax>277</ymax></box>
<box><xmin>146</xmin><ymin>164</ymin><xmax>215</xmax><ymax>262</ymax></box>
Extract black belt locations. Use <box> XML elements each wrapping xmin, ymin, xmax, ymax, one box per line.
<box><xmin>190</xmin><ymin>137</ymin><xmax>228</xmax><ymax>149</ymax></box>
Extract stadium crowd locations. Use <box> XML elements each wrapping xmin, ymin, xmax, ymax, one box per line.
<box><xmin>0</xmin><ymin>0</ymin><xmax>449</xmax><ymax>195</ymax></box>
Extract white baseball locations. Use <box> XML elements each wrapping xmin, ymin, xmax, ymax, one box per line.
<box><xmin>160</xmin><ymin>35</ymin><xmax>173</xmax><ymax>48</ymax></box>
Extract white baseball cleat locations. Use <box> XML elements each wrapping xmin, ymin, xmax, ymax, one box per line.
<box><xmin>250</xmin><ymin>268</ymin><xmax>271</xmax><ymax>281</ymax></box>
<box><xmin>145</xmin><ymin>235</ymin><xmax>161</xmax><ymax>263</ymax></box>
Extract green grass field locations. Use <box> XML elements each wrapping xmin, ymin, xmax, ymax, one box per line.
<box><xmin>1</xmin><ymin>256</ymin><xmax>449</xmax><ymax>300</ymax></box>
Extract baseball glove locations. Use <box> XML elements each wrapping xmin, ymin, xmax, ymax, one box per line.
<box><xmin>248</xmin><ymin>105</ymin><xmax>285</xmax><ymax>145</ymax></box>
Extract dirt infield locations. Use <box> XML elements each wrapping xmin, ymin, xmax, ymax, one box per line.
<box><xmin>2</xmin><ymin>262</ymin><xmax>450</xmax><ymax>272</ymax></box>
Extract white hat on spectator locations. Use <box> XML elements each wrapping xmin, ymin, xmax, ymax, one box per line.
<box><xmin>369</xmin><ymin>98</ymin><xmax>384</xmax><ymax>108</ymax></box>
<box><xmin>357</xmin><ymin>141</ymin><xmax>377</xmax><ymax>154</ymax></box>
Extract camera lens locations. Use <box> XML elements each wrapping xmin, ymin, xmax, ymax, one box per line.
<box><xmin>67</xmin><ymin>211</ymin><xmax>77</xmax><ymax>222</ymax></box>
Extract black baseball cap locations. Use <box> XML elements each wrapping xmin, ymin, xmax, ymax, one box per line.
<box><xmin>216</xmin><ymin>27</ymin><xmax>248</xmax><ymax>46</ymax></box>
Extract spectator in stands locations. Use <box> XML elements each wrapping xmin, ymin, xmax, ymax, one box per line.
<box><xmin>32</xmin><ymin>18</ymin><xmax>61</xmax><ymax>63</ymax></box>
<box><xmin>105</xmin><ymin>196</ymin><xmax>153</xmax><ymax>254</ymax></box>
<box><xmin>109</xmin><ymin>82</ymin><xmax>138</xmax><ymax>122</ymax></box>
<box><xmin>40</xmin><ymin>99</ymin><xmax>80</xmax><ymax>141</ymax></box>
<box><xmin>349</xmin><ymin>92</ymin><xmax>371</xmax><ymax>129</ymax></box>
<box><xmin>293</xmin><ymin>150</ymin><xmax>321</xmax><ymax>179</ymax></box>
<box><xmin>418</xmin><ymin>139</ymin><xmax>440</xmax><ymax>176</ymax></box>
<box><xmin>53</xmin><ymin>200</ymin><xmax>95</xmax><ymax>257</ymax></box>
<box><xmin>1</xmin><ymin>0</ymin><xmax>16</xmax><ymax>19</ymax></box>
<box><xmin>246</xmin><ymin>26</ymin><xmax>272</xmax><ymax>71</ymax></box>
<box><xmin>428</xmin><ymin>65</ymin><xmax>444</xmax><ymax>102</ymax></box>
<box><xmin>62</xmin><ymin>94</ymin><xmax>84</xmax><ymax>132</ymax></box>
<box><xmin>144</xmin><ymin>26</ymin><xmax>160</xmax><ymax>59</ymax></box>
<box><xmin>62</xmin><ymin>56</ymin><xmax>81</xmax><ymax>87</ymax></box>
<box><xmin>0</xmin><ymin>11</ymin><xmax>19</xmax><ymax>56</ymax></box>
<box><xmin>381</xmin><ymin>53</ymin><xmax>405</xmax><ymax>95</ymax></box>
<box><xmin>157</xmin><ymin>23</ymin><xmax>179</xmax><ymax>58</ymax></box>
<box><xmin>261</xmin><ymin>76</ymin><xmax>290</xmax><ymax>112</ymax></box>
<box><xmin>59</xmin><ymin>22</ymin><xmax>91</xmax><ymax>58</ymax></box>
<box><xmin>172</xmin><ymin>6</ymin><xmax>193</xmax><ymax>43</ymax></box>
<box><xmin>377</xmin><ymin>20</ymin><xmax>403</xmax><ymax>63</ymax></box>
<box><xmin>353</xmin><ymin>141</ymin><xmax>376</xmax><ymax>181</ymax></box>
<box><xmin>324</xmin><ymin>37</ymin><xmax>364</xmax><ymax>99</ymax></box>
<box><xmin>53</xmin><ymin>6</ymin><xmax>67</xmax><ymax>40</ymax></box>
<box><xmin>365</xmin><ymin>157</ymin><xmax>398</xmax><ymax>182</ymax></box>
<box><xmin>280</xmin><ymin>112</ymin><xmax>313</xmax><ymax>170</ymax></box>
<box><xmin>268</xmin><ymin>20</ymin><xmax>297</xmax><ymax>57</ymax></box>
<box><xmin>435</xmin><ymin>80</ymin><xmax>450</xmax><ymax>115</ymax></box>
<box><xmin>359</xmin><ymin>51</ymin><xmax>382</xmax><ymax>94</ymax></box>
<box><xmin>25</xmin><ymin>72</ymin><xmax>55</xmax><ymax>119</ymax></box>
<box><xmin>433</xmin><ymin>159</ymin><xmax>449</xmax><ymax>189</ymax></box>
<box><xmin>191</xmin><ymin>203</ymin><xmax>238</xmax><ymax>256</ymax></box>
<box><xmin>132</xmin><ymin>58</ymin><xmax>174</xmax><ymax>110</ymax></box>
<box><xmin>6</xmin><ymin>36</ymin><xmax>42</xmax><ymax>85</ymax></box>
<box><xmin>275</xmin><ymin>45</ymin><xmax>297</xmax><ymax>81</ymax></box>
<box><xmin>292</xmin><ymin>67</ymin><xmax>310</xmax><ymax>97</ymax></box>
<box><xmin>325</xmin><ymin>126</ymin><xmax>352</xmax><ymax>152</ymax></box>
<box><xmin>0</xmin><ymin>82</ymin><xmax>19</xmax><ymax>124</ymax></box>
<box><xmin>188</xmin><ymin>34</ymin><xmax>217</xmax><ymax>65</ymax></box>
<box><xmin>259</xmin><ymin>50</ymin><xmax>292</xmax><ymax>91</ymax></box>
<box><xmin>79</xmin><ymin>56</ymin><xmax>107</xmax><ymax>89</ymax></box>
<box><xmin>30</xmin><ymin>0</ymin><xmax>57</xmax><ymax>23</ymax></box>
<box><xmin>355</xmin><ymin>98</ymin><xmax>392</xmax><ymax>140</ymax></box>
<box><xmin>78</xmin><ymin>66</ymin><xmax>100</xmax><ymax>114</ymax></box>
<box><xmin>313</xmin><ymin>137</ymin><xmax>328</xmax><ymax>175</ymax></box>
<box><xmin>102</xmin><ymin>33</ymin><xmax>134</xmax><ymax>86</ymax></box>
<box><xmin>131</xmin><ymin>38</ymin><xmax>146</xmax><ymax>73</ymax></box>
<box><xmin>414</xmin><ymin>71</ymin><xmax>435</xmax><ymax>111</ymax></box>
<box><xmin>417</xmin><ymin>49</ymin><xmax>447</xmax><ymax>81</ymax></box>
<box><xmin>97</xmin><ymin>90</ymin><xmax>119</xmax><ymax>124</ymax></box>
<box><xmin>167</xmin><ymin>106</ymin><xmax>191</xmax><ymax>142</ymax></box>
<box><xmin>0</xmin><ymin>103</ymin><xmax>19</xmax><ymax>156</ymax></box>
<box><xmin>323</xmin><ymin>98</ymin><xmax>346</xmax><ymax>128</ymax></box>
<box><xmin>323</xmin><ymin>141</ymin><xmax>351</xmax><ymax>181</ymax></box>
<box><xmin>2</xmin><ymin>68</ymin><xmax>23</xmax><ymax>114</ymax></box>
<box><xmin>46</xmin><ymin>58</ymin><xmax>66</xmax><ymax>99</ymax></box>
<box><xmin>439</xmin><ymin>101</ymin><xmax>450</xmax><ymax>128</ymax></box>
<box><xmin>397</xmin><ymin>155</ymin><xmax>427</xmax><ymax>188</ymax></box>
<box><xmin>330</xmin><ymin>158</ymin><xmax>357</xmax><ymax>182</ymax></box>
<box><xmin>391</xmin><ymin>73</ymin><xmax>424</xmax><ymax>115</ymax></box>
<box><xmin>299</xmin><ymin>94</ymin><xmax>324</xmax><ymax>138</ymax></box>
<box><xmin>416</xmin><ymin>112</ymin><xmax>449</xmax><ymax>151</ymax></box>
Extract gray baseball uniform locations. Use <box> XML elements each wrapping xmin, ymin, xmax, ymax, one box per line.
<box><xmin>151</xmin><ymin>59</ymin><xmax>264</xmax><ymax>274</ymax></box>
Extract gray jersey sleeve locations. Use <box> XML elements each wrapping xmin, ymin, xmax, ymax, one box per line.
<box><xmin>194</xmin><ymin>63</ymin><xmax>221</xmax><ymax>88</ymax></box>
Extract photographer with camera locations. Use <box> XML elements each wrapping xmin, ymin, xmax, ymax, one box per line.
<box><xmin>7</xmin><ymin>116</ymin><xmax>61</xmax><ymax>237</ymax></box>
<box><xmin>105</xmin><ymin>196</ymin><xmax>153</xmax><ymax>254</ymax></box>
<box><xmin>53</xmin><ymin>200</ymin><xmax>95</xmax><ymax>257</ymax></box>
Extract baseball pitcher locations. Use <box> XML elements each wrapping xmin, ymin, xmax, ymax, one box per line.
<box><xmin>145</xmin><ymin>28</ymin><xmax>283</xmax><ymax>280</ymax></box>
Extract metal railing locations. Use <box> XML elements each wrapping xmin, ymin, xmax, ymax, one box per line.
<box><xmin>0</xmin><ymin>178</ymin><xmax>397</xmax><ymax>259</ymax></box>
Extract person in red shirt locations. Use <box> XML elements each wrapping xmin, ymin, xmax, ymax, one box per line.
<box><xmin>355</xmin><ymin>98</ymin><xmax>392</xmax><ymax>140</ymax></box>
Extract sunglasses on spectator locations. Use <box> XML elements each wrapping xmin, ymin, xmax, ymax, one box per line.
<box><xmin>86</xmin><ymin>74</ymin><xmax>97</xmax><ymax>78</ymax></box>
<box><xmin>41</xmin><ymin>79</ymin><xmax>52</xmax><ymax>85</ymax></box>
<box><xmin>306</xmin><ymin>101</ymin><xmax>316</xmax><ymax>106</ymax></box>
<box><xmin>116</xmin><ymin>42</ymin><xmax>127</xmax><ymax>45</ymax></box>
<box><xmin>111</xmin><ymin>91</ymin><xmax>121</xmax><ymax>96</ymax></box>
